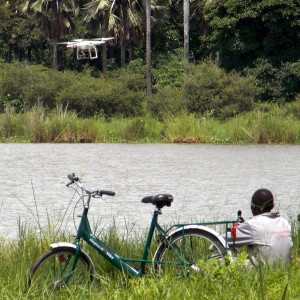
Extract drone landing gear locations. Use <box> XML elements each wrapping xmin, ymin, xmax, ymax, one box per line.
<box><xmin>77</xmin><ymin>46</ymin><xmax>98</xmax><ymax>60</ymax></box>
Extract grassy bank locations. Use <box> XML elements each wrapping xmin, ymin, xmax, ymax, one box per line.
<box><xmin>1</xmin><ymin>103</ymin><xmax>300</xmax><ymax>144</ymax></box>
<box><xmin>1</xmin><ymin>222</ymin><xmax>300</xmax><ymax>299</ymax></box>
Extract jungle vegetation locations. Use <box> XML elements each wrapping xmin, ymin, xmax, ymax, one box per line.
<box><xmin>0</xmin><ymin>0</ymin><xmax>300</xmax><ymax>141</ymax></box>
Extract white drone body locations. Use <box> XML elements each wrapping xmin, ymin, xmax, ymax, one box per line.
<box><xmin>59</xmin><ymin>38</ymin><xmax>114</xmax><ymax>60</ymax></box>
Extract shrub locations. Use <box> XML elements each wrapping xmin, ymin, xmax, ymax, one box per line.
<box><xmin>149</xmin><ymin>87</ymin><xmax>185</xmax><ymax>120</ymax></box>
<box><xmin>0</xmin><ymin>63</ymin><xmax>72</xmax><ymax>111</ymax></box>
<box><xmin>284</xmin><ymin>95</ymin><xmax>300</xmax><ymax>120</ymax></box>
<box><xmin>56</xmin><ymin>74</ymin><xmax>145</xmax><ymax>118</ymax></box>
<box><xmin>185</xmin><ymin>61</ymin><xmax>258</xmax><ymax>119</ymax></box>
<box><xmin>0</xmin><ymin>63</ymin><xmax>32</xmax><ymax>112</ymax></box>
<box><xmin>108</xmin><ymin>66</ymin><xmax>146</xmax><ymax>92</ymax></box>
<box><xmin>246</xmin><ymin>59</ymin><xmax>300</xmax><ymax>103</ymax></box>
<box><xmin>0</xmin><ymin>62</ymin><xmax>146</xmax><ymax>118</ymax></box>
<box><xmin>152</xmin><ymin>50</ymin><xmax>184</xmax><ymax>90</ymax></box>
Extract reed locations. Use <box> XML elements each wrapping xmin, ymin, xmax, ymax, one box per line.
<box><xmin>164</xmin><ymin>111</ymin><xmax>207</xmax><ymax>143</ymax></box>
<box><xmin>243</xmin><ymin>109</ymin><xmax>299</xmax><ymax>144</ymax></box>
<box><xmin>120</xmin><ymin>115</ymin><xmax>165</xmax><ymax>143</ymax></box>
<box><xmin>0</xmin><ymin>108</ymin><xmax>27</xmax><ymax>141</ymax></box>
<box><xmin>1</xmin><ymin>104</ymin><xmax>300</xmax><ymax>144</ymax></box>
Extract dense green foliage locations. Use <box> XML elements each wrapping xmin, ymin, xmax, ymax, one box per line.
<box><xmin>185</xmin><ymin>61</ymin><xmax>258</xmax><ymax>119</ymax></box>
<box><xmin>1</xmin><ymin>0</ymin><xmax>300</xmax><ymax>122</ymax></box>
<box><xmin>0</xmin><ymin>62</ymin><xmax>146</xmax><ymax>117</ymax></box>
<box><xmin>1</xmin><ymin>58</ymin><xmax>300</xmax><ymax>138</ymax></box>
<box><xmin>0</xmin><ymin>0</ymin><xmax>300</xmax><ymax>105</ymax></box>
<box><xmin>246</xmin><ymin>59</ymin><xmax>300</xmax><ymax>103</ymax></box>
<box><xmin>203</xmin><ymin>0</ymin><xmax>300</xmax><ymax>102</ymax></box>
<box><xmin>204</xmin><ymin>0</ymin><xmax>300</xmax><ymax>69</ymax></box>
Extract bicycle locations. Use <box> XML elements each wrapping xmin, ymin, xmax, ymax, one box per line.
<box><xmin>27</xmin><ymin>173</ymin><xmax>236</xmax><ymax>291</ymax></box>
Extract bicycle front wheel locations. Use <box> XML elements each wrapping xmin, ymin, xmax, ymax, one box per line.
<box><xmin>154</xmin><ymin>228</ymin><xmax>227</xmax><ymax>274</ymax></box>
<box><xmin>27</xmin><ymin>246</ymin><xmax>94</xmax><ymax>294</ymax></box>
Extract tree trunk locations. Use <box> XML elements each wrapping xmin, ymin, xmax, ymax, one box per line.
<box><xmin>27</xmin><ymin>47</ymin><xmax>32</xmax><ymax>62</ymax></box>
<box><xmin>51</xmin><ymin>1</ymin><xmax>59</xmax><ymax>70</ymax></box>
<box><xmin>52</xmin><ymin>38</ymin><xmax>58</xmax><ymax>70</ymax></box>
<box><xmin>102</xmin><ymin>10</ymin><xmax>110</xmax><ymax>73</ymax></box>
<box><xmin>102</xmin><ymin>43</ymin><xmax>108</xmax><ymax>72</ymax></box>
<box><xmin>120</xmin><ymin>32</ymin><xmax>126</xmax><ymax>67</ymax></box>
<box><xmin>145</xmin><ymin>0</ymin><xmax>152</xmax><ymax>101</ymax></box>
<box><xmin>183</xmin><ymin>0</ymin><xmax>189</xmax><ymax>76</ymax></box>
<box><xmin>120</xmin><ymin>5</ymin><xmax>129</xmax><ymax>68</ymax></box>
<box><xmin>8</xmin><ymin>44</ymin><xmax>13</xmax><ymax>63</ymax></box>
<box><xmin>128</xmin><ymin>43</ymin><xmax>132</xmax><ymax>62</ymax></box>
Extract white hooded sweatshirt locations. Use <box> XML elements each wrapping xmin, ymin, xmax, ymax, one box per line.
<box><xmin>231</xmin><ymin>212</ymin><xmax>292</xmax><ymax>265</ymax></box>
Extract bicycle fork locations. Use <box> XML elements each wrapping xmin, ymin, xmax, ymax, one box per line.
<box><xmin>54</xmin><ymin>244</ymin><xmax>81</xmax><ymax>287</ymax></box>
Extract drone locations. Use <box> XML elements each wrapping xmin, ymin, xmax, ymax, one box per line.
<box><xmin>58</xmin><ymin>37</ymin><xmax>114</xmax><ymax>60</ymax></box>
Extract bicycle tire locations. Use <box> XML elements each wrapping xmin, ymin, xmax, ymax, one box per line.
<box><xmin>154</xmin><ymin>228</ymin><xmax>227</xmax><ymax>274</ymax></box>
<box><xmin>27</xmin><ymin>246</ymin><xmax>94</xmax><ymax>293</ymax></box>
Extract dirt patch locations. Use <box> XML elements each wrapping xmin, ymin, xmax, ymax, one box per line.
<box><xmin>172</xmin><ymin>137</ymin><xmax>204</xmax><ymax>143</ymax></box>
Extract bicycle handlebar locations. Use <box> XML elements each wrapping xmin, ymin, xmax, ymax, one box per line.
<box><xmin>66</xmin><ymin>173</ymin><xmax>115</xmax><ymax>197</ymax></box>
<box><xmin>97</xmin><ymin>190</ymin><xmax>115</xmax><ymax>196</ymax></box>
<box><xmin>67</xmin><ymin>173</ymin><xmax>79</xmax><ymax>186</ymax></box>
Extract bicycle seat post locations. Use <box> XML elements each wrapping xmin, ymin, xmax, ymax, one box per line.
<box><xmin>155</xmin><ymin>207</ymin><xmax>162</xmax><ymax>215</ymax></box>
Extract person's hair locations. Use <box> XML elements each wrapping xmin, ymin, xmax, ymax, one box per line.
<box><xmin>251</xmin><ymin>188</ymin><xmax>274</xmax><ymax>212</ymax></box>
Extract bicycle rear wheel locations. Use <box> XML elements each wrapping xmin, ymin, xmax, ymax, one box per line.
<box><xmin>154</xmin><ymin>228</ymin><xmax>227</xmax><ymax>274</ymax></box>
<box><xmin>27</xmin><ymin>246</ymin><xmax>94</xmax><ymax>294</ymax></box>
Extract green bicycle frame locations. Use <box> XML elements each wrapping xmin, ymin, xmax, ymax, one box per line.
<box><xmin>61</xmin><ymin>193</ymin><xmax>235</xmax><ymax>282</ymax></box>
<box><xmin>71</xmin><ymin>203</ymin><xmax>171</xmax><ymax>278</ymax></box>
<box><xmin>35</xmin><ymin>175</ymin><xmax>239</xmax><ymax>287</ymax></box>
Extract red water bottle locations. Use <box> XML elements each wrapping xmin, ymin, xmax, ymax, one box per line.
<box><xmin>231</xmin><ymin>226</ymin><xmax>237</xmax><ymax>239</ymax></box>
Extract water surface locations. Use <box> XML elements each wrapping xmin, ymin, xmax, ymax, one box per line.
<box><xmin>0</xmin><ymin>144</ymin><xmax>299</xmax><ymax>238</ymax></box>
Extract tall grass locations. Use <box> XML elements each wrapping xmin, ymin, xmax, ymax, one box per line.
<box><xmin>0</xmin><ymin>221</ymin><xmax>299</xmax><ymax>299</ymax></box>
<box><xmin>1</xmin><ymin>103</ymin><xmax>300</xmax><ymax>143</ymax></box>
<box><xmin>3</xmin><ymin>184</ymin><xmax>300</xmax><ymax>297</ymax></box>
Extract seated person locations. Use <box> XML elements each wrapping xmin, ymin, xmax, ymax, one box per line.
<box><xmin>229</xmin><ymin>188</ymin><xmax>292</xmax><ymax>266</ymax></box>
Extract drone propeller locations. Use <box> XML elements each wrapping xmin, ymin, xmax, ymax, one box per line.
<box><xmin>58</xmin><ymin>37</ymin><xmax>114</xmax><ymax>44</ymax></box>
<box><xmin>92</xmin><ymin>37</ymin><xmax>115</xmax><ymax>41</ymax></box>
<box><xmin>69</xmin><ymin>37</ymin><xmax>114</xmax><ymax>42</ymax></box>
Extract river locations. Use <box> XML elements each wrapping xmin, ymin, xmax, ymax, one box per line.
<box><xmin>0</xmin><ymin>143</ymin><xmax>299</xmax><ymax>238</ymax></box>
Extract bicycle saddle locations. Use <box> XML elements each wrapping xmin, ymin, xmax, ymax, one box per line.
<box><xmin>141</xmin><ymin>194</ymin><xmax>173</xmax><ymax>208</ymax></box>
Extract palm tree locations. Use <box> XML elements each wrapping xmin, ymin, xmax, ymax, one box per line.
<box><xmin>111</xmin><ymin>0</ymin><xmax>145</xmax><ymax>67</ymax></box>
<box><xmin>84</xmin><ymin>0</ymin><xmax>169</xmax><ymax>71</ymax></box>
<box><xmin>84</xmin><ymin>0</ymin><xmax>145</xmax><ymax>68</ymax></box>
<box><xmin>183</xmin><ymin>0</ymin><xmax>189</xmax><ymax>76</ymax></box>
<box><xmin>83</xmin><ymin>0</ymin><xmax>111</xmax><ymax>71</ymax></box>
<box><xmin>21</xmin><ymin>0</ymin><xmax>79</xmax><ymax>69</ymax></box>
<box><xmin>145</xmin><ymin>0</ymin><xmax>151</xmax><ymax>98</ymax></box>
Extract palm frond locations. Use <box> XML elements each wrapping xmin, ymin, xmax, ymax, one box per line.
<box><xmin>83</xmin><ymin>0</ymin><xmax>111</xmax><ymax>20</ymax></box>
<box><xmin>31</xmin><ymin>0</ymin><xmax>46</xmax><ymax>13</ymax></box>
